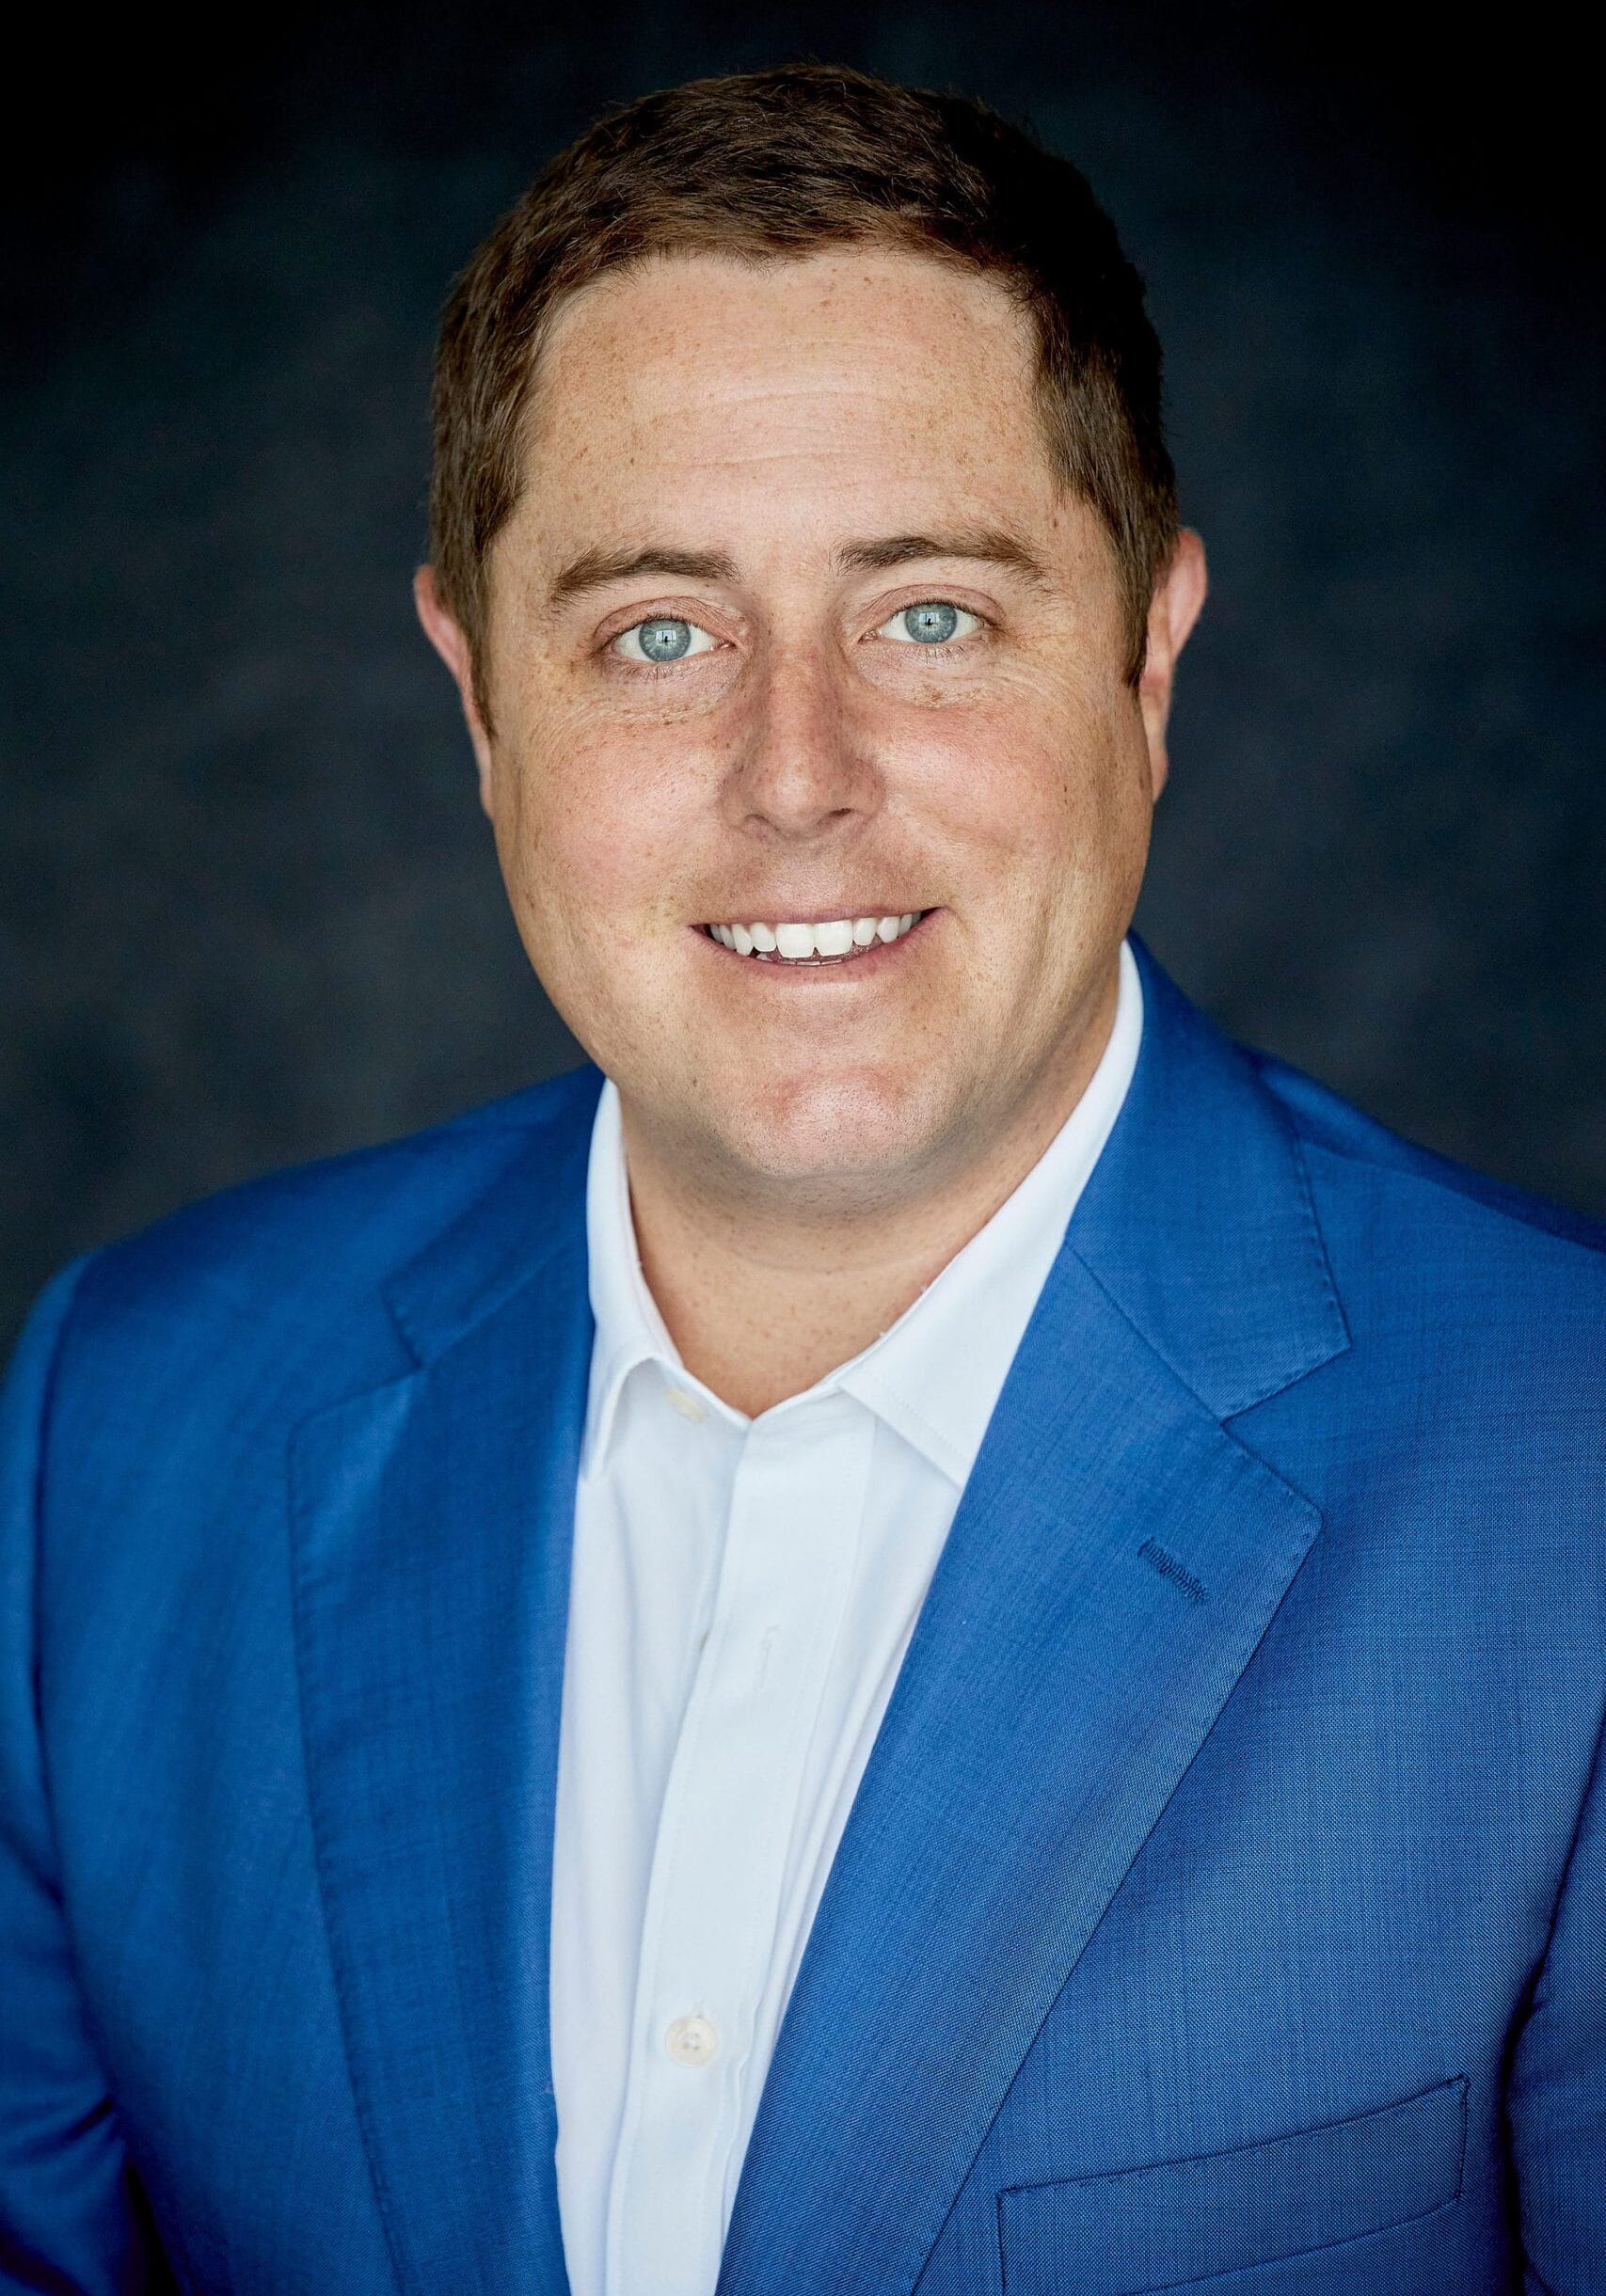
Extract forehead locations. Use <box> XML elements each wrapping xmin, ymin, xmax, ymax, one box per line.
<box><xmin>515</xmin><ymin>246</ymin><xmax>1058</xmax><ymax>551</ymax></box>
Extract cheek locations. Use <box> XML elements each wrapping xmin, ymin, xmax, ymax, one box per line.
<box><xmin>914</xmin><ymin>680</ymin><xmax>1147</xmax><ymax>894</ymax></box>
<box><xmin>490</xmin><ymin>722</ymin><xmax>699</xmax><ymax>969</ymax></box>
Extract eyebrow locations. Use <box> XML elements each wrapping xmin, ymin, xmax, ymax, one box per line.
<box><xmin>546</xmin><ymin>545</ymin><xmax>739</xmax><ymax>611</ymax></box>
<box><xmin>834</xmin><ymin>527</ymin><xmax>1053</xmax><ymax>588</ymax></box>
<box><xmin>544</xmin><ymin>525</ymin><xmax>1052</xmax><ymax>610</ymax></box>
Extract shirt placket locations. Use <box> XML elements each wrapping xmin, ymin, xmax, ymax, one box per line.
<box><xmin>605</xmin><ymin>1390</ymin><xmax>874</xmax><ymax>2296</ymax></box>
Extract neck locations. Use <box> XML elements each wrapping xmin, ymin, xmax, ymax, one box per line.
<box><xmin>618</xmin><ymin>972</ymin><xmax>1121</xmax><ymax>1417</ymax></box>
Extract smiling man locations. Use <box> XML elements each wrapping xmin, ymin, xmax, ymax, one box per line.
<box><xmin>2</xmin><ymin>64</ymin><xmax>1603</xmax><ymax>2296</ymax></box>
<box><xmin>416</xmin><ymin>227</ymin><xmax>1196</xmax><ymax>1422</ymax></box>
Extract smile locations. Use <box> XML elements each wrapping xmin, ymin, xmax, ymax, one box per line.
<box><xmin>701</xmin><ymin>911</ymin><xmax>929</xmax><ymax>964</ymax></box>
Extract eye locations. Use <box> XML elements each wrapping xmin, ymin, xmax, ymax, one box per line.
<box><xmin>612</xmin><ymin>617</ymin><xmax>719</xmax><ymax>664</ymax></box>
<box><xmin>875</xmin><ymin>601</ymin><xmax>984</xmax><ymax>646</ymax></box>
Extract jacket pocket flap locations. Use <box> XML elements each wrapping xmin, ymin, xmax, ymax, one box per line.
<box><xmin>998</xmin><ymin>2074</ymin><xmax>1468</xmax><ymax>2293</ymax></box>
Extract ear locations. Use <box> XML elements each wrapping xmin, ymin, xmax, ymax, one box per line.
<box><xmin>413</xmin><ymin>565</ymin><xmax>495</xmax><ymax>812</ymax></box>
<box><xmin>1137</xmin><ymin>529</ymin><xmax>1208</xmax><ymax>800</ymax></box>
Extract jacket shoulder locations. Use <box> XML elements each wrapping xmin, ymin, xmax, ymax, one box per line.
<box><xmin>1251</xmin><ymin>1048</ymin><xmax>1606</xmax><ymax>1268</ymax></box>
<box><xmin>1236</xmin><ymin>1048</ymin><xmax>1604</xmax><ymax>1663</ymax></box>
<box><xmin>1246</xmin><ymin>1050</ymin><xmax>1606</xmax><ymax>1440</ymax></box>
<box><xmin>30</xmin><ymin>1066</ymin><xmax>603</xmax><ymax>1408</ymax></box>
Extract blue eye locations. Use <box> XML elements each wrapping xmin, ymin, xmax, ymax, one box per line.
<box><xmin>877</xmin><ymin>601</ymin><xmax>981</xmax><ymax>645</ymax></box>
<box><xmin>614</xmin><ymin>617</ymin><xmax>717</xmax><ymax>664</ymax></box>
<box><xmin>903</xmin><ymin>603</ymin><xmax>957</xmax><ymax>642</ymax></box>
<box><xmin>638</xmin><ymin>619</ymin><xmax>692</xmax><ymax>661</ymax></box>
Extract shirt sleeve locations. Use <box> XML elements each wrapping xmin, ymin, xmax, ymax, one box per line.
<box><xmin>0</xmin><ymin>1260</ymin><xmax>176</xmax><ymax>2295</ymax></box>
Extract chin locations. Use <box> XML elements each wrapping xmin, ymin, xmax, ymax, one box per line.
<box><xmin>706</xmin><ymin>1067</ymin><xmax>947</xmax><ymax>1190</ymax></box>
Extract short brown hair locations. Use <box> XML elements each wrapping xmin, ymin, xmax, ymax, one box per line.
<box><xmin>429</xmin><ymin>63</ymin><xmax>1178</xmax><ymax>719</ymax></box>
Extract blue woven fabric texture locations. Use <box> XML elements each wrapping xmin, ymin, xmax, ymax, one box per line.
<box><xmin>1</xmin><ymin>942</ymin><xmax>1602</xmax><ymax>2294</ymax></box>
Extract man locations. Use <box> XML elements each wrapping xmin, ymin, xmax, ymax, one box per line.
<box><xmin>1</xmin><ymin>61</ymin><xmax>1601</xmax><ymax>2296</ymax></box>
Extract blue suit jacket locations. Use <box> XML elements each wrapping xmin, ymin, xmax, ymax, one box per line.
<box><xmin>3</xmin><ymin>943</ymin><xmax>1603</xmax><ymax>2295</ymax></box>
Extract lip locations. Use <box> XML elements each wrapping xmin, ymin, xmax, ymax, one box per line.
<box><xmin>691</xmin><ymin>909</ymin><xmax>939</xmax><ymax>979</ymax></box>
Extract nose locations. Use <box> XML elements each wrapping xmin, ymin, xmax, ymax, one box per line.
<box><xmin>722</xmin><ymin>641</ymin><xmax>883</xmax><ymax>843</ymax></box>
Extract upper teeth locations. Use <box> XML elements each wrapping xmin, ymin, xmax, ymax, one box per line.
<box><xmin>707</xmin><ymin>913</ymin><xmax>921</xmax><ymax>959</ymax></box>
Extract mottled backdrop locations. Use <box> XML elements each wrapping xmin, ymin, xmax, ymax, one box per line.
<box><xmin>5</xmin><ymin>0</ymin><xmax>1602</xmax><ymax>1346</ymax></box>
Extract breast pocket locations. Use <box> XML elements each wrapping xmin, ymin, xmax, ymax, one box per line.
<box><xmin>997</xmin><ymin>2075</ymin><xmax>1467</xmax><ymax>2294</ymax></box>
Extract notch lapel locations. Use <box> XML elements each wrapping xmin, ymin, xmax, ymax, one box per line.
<box><xmin>718</xmin><ymin>951</ymin><xmax>1350</xmax><ymax>2296</ymax></box>
<box><xmin>289</xmin><ymin>1072</ymin><xmax>602</xmax><ymax>2296</ymax></box>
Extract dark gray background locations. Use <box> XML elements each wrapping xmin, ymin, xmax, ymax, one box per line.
<box><xmin>5</xmin><ymin>1</ymin><xmax>1602</xmax><ymax>1349</ymax></box>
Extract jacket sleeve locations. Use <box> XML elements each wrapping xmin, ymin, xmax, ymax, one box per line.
<box><xmin>1508</xmin><ymin>1686</ymin><xmax>1606</xmax><ymax>2292</ymax></box>
<box><xmin>0</xmin><ymin>1263</ymin><xmax>175</xmax><ymax>2295</ymax></box>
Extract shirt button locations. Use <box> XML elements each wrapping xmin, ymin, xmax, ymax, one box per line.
<box><xmin>664</xmin><ymin>1388</ymin><xmax>706</xmax><ymax>1424</ymax></box>
<box><xmin>664</xmin><ymin>2014</ymin><xmax>719</xmax><ymax>2067</ymax></box>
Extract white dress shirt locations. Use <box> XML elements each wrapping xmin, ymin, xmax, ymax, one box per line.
<box><xmin>549</xmin><ymin>941</ymin><xmax>1143</xmax><ymax>2296</ymax></box>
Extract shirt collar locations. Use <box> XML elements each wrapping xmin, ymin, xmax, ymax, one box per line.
<box><xmin>581</xmin><ymin>940</ymin><xmax>1143</xmax><ymax>1486</ymax></box>
<box><xmin>580</xmin><ymin>1075</ymin><xmax>694</xmax><ymax>1480</ymax></box>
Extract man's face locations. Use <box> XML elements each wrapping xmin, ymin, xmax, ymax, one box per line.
<box><xmin>429</xmin><ymin>246</ymin><xmax>1201</xmax><ymax>1212</ymax></box>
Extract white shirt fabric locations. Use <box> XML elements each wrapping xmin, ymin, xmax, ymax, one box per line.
<box><xmin>549</xmin><ymin>940</ymin><xmax>1143</xmax><ymax>2296</ymax></box>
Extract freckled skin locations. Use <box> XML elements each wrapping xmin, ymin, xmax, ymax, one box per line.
<box><xmin>417</xmin><ymin>247</ymin><xmax>1206</xmax><ymax>1409</ymax></box>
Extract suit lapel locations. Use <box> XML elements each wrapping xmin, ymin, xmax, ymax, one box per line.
<box><xmin>718</xmin><ymin>950</ymin><xmax>1349</xmax><ymax>2296</ymax></box>
<box><xmin>289</xmin><ymin>1072</ymin><xmax>602</xmax><ymax>2296</ymax></box>
<box><xmin>283</xmin><ymin>954</ymin><xmax>1348</xmax><ymax>2296</ymax></box>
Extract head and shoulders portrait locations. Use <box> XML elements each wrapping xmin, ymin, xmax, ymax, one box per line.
<box><xmin>2</xmin><ymin>42</ymin><xmax>1602</xmax><ymax>2296</ymax></box>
